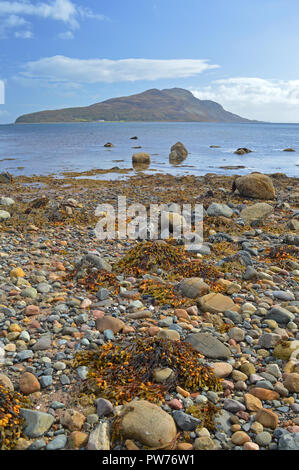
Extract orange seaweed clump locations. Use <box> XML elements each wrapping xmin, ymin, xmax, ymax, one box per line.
<box><xmin>72</xmin><ymin>338</ymin><xmax>222</xmax><ymax>406</ymax></box>
<box><xmin>0</xmin><ymin>383</ymin><xmax>31</xmax><ymax>450</ymax></box>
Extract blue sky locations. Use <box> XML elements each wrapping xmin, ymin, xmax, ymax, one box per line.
<box><xmin>1</xmin><ymin>0</ymin><xmax>299</xmax><ymax>123</ymax></box>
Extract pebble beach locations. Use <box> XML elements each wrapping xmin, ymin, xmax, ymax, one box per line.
<box><xmin>0</xmin><ymin>167</ymin><xmax>299</xmax><ymax>452</ymax></box>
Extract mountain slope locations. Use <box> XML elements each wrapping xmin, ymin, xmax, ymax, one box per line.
<box><xmin>15</xmin><ymin>88</ymin><xmax>255</xmax><ymax>123</ymax></box>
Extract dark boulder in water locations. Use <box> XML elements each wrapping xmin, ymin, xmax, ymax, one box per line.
<box><xmin>0</xmin><ymin>172</ymin><xmax>12</xmax><ymax>184</ymax></box>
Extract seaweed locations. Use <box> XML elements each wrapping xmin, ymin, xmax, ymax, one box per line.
<box><xmin>0</xmin><ymin>384</ymin><xmax>31</xmax><ymax>450</ymax></box>
<box><xmin>72</xmin><ymin>338</ymin><xmax>222</xmax><ymax>406</ymax></box>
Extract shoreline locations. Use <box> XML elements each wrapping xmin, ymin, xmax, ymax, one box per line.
<box><xmin>0</xmin><ymin>170</ymin><xmax>298</xmax><ymax>452</ymax></box>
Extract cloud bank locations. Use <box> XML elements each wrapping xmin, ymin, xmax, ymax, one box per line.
<box><xmin>0</xmin><ymin>0</ymin><xmax>107</xmax><ymax>38</ymax></box>
<box><xmin>20</xmin><ymin>56</ymin><xmax>220</xmax><ymax>83</ymax></box>
<box><xmin>191</xmin><ymin>78</ymin><xmax>299</xmax><ymax>122</ymax></box>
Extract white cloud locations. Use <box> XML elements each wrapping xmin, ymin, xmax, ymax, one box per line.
<box><xmin>0</xmin><ymin>0</ymin><xmax>108</xmax><ymax>38</ymax></box>
<box><xmin>15</xmin><ymin>29</ymin><xmax>33</xmax><ymax>38</ymax></box>
<box><xmin>0</xmin><ymin>0</ymin><xmax>79</xmax><ymax>28</ymax></box>
<box><xmin>0</xmin><ymin>13</ymin><xmax>28</xmax><ymax>37</ymax></box>
<box><xmin>191</xmin><ymin>78</ymin><xmax>299</xmax><ymax>122</ymax></box>
<box><xmin>57</xmin><ymin>30</ymin><xmax>74</xmax><ymax>40</ymax></box>
<box><xmin>20</xmin><ymin>56</ymin><xmax>220</xmax><ymax>84</ymax></box>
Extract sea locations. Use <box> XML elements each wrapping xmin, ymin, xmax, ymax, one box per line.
<box><xmin>0</xmin><ymin>121</ymin><xmax>298</xmax><ymax>180</ymax></box>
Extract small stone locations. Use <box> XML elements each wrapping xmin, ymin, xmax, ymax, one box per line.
<box><xmin>20</xmin><ymin>409</ymin><xmax>55</xmax><ymax>438</ymax></box>
<box><xmin>194</xmin><ymin>436</ymin><xmax>215</xmax><ymax>450</ymax></box>
<box><xmin>255</xmin><ymin>431</ymin><xmax>272</xmax><ymax>447</ymax></box>
<box><xmin>283</xmin><ymin>373</ymin><xmax>299</xmax><ymax>393</ymax></box>
<box><xmin>231</xmin><ymin>431</ymin><xmax>251</xmax><ymax>445</ymax></box>
<box><xmin>68</xmin><ymin>431</ymin><xmax>88</xmax><ymax>450</ymax></box>
<box><xmin>212</xmin><ymin>362</ymin><xmax>233</xmax><ymax>378</ymax></box>
<box><xmin>96</xmin><ymin>398</ymin><xmax>114</xmax><ymax>417</ymax></box>
<box><xmin>96</xmin><ymin>316</ymin><xmax>125</xmax><ymax>334</ymax></box>
<box><xmin>244</xmin><ymin>393</ymin><xmax>262</xmax><ymax>412</ymax></box>
<box><xmin>153</xmin><ymin>367</ymin><xmax>174</xmax><ymax>383</ymax></box>
<box><xmin>255</xmin><ymin>408</ymin><xmax>279</xmax><ymax>429</ymax></box>
<box><xmin>172</xmin><ymin>410</ymin><xmax>201</xmax><ymax>431</ymax></box>
<box><xmin>19</xmin><ymin>372</ymin><xmax>40</xmax><ymax>395</ymax></box>
<box><xmin>243</xmin><ymin>442</ymin><xmax>259</xmax><ymax>450</ymax></box>
<box><xmin>199</xmin><ymin>293</ymin><xmax>239</xmax><ymax>314</ymax></box>
<box><xmin>87</xmin><ymin>422</ymin><xmax>110</xmax><ymax>450</ymax></box>
<box><xmin>10</xmin><ymin>267</ymin><xmax>25</xmax><ymax>278</ymax></box>
<box><xmin>60</xmin><ymin>409</ymin><xmax>86</xmax><ymax>431</ymax></box>
<box><xmin>46</xmin><ymin>435</ymin><xmax>68</xmax><ymax>450</ymax></box>
<box><xmin>0</xmin><ymin>373</ymin><xmax>14</xmax><ymax>392</ymax></box>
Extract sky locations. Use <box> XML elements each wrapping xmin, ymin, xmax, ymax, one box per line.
<box><xmin>1</xmin><ymin>0</ymin><xmax>299</xmax><ymax>123</ymax></box>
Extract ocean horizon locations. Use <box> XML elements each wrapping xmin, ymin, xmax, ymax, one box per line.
<box><xmin>0</xmin><ymin>121</ymin><xmax>298</xmax><ymax>179</ymax></box>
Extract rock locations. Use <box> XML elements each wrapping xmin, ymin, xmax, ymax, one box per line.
<box><xmin>241</xmin><ymin>203</ymin><xmax>273</xmax><ymax>220</ymax></box>
<box><xmin>119</xmin><ymin>400</ymin><xmax>177</xmax><ymax>448</ymax></box>
<box><xmin>22</xmin><ymin>287</ymin><xmax>38</xmax><ymax>299</ymax></box>
<box><xmin>283</xmin><ymin>148</ymin><xmax>296</xmax><ymax>152</ymax></box>
<box><xmin>78</xmin><ymin>253</ymin><xmax>112</xmax><ymax>272</ymax></box>
<box><xmin>231</xmin><ymin>431</ymin><xmax>251</xmax><ymax>445</ymax></box>
<box><xmin>232</xmin><ymin>173</ymin><xmax>276</xmax><ymax>200</ymax></box>
<box><xmin>167</xmin><ymin>399</ymin><xmax>183</xmax><ymax>410</ymax></box>
<box><xmin>255</xmin><ymin>431</ymin><xmax>272</xmax><ymax>447</ymax></box>
<box><xmin>177</xmin><ymin>278</ymin><xmax>210</xmax><ymax>299</ymax></box>
<box><xmin>212</xmin><ymin>362</ymin><xmax>233</xmax><ymax>378</ymax></box>
<box><xmin>199</xmin><ymin>293</ymin><xmax>239</xmax><ymax>314</ymax></box>
<box><xmin>283</xmin><ymin>373</ymin><xmax>299</xmax><ymax>393</ymax></box>
<box><xmin>46</xmin><ymin>435</ymin><xmax>68</xmax><ymax>450</ymax></box>
<box><xmin>0</xmin><ymin>210</ymin><xmax>10</xmax><ymax>221</ymax></box>
<box><xmin>223</xmin><ymin>398</ymin><xmax>246</xmax><ymax>413</ymax></box>
<box><xmin>278</xmin><ymin>433</ymin><xmax>299</xmax><ymax>450</ymax></box>
<box><xmin>97</xmin><ymin>288</ymin><xmax>110</xmax><ymax>300</ymax></box>
<box><xmin>96</xmin><ymin>398</ymin><xmax>114</xmax><ymax>417</ymax></box>
<box><xmin>60</xmin><ymin>409</ymin><xmax>86</xmax><ymax>431</ymax></box>
<box><xmin>169</xmin><ymin>142</ymin><xmax>188</xmax><ymax>163</ymax></box>
<box><xmin>68</xmin><ymin>431</ymin><xmax>88</xmax><ymax>450</ymax></box>
<box><xmin>0</xmin><ymin>373</ymin><xmax>14</xmax><ymax>391</ymax></box>
<box><xmin>88</xmin><ymin>422</ymin><xmax>110</xmax><ymax>450</ymax></box>
<box><xmin>207</xmin><ymin>203</ymin><xmax>233</xmax><ymax>218</ymax></box>
<box><xmin>244</xmin><ymin>393</ymin><xmax>263</xmax><ymax>412</ymax></box>
<box><xmin>96</xmin><ymin>316</ymin><xmax>125</xmax><ymax>334</ymax></box>
<box><xmin>228</xmin><ymin>327</ymin><xmax>245</xmax><ymax>342</ymax></box>
<box><xmin>20</xmin><ymin>409</ymin><xmax>55</xmax><ymax>438</ymax></box>
<box><xmin>0</xmin><ymin>196</ymin><xmax>14</xmax><ymax>206</ymax></box>
<box><xmin>273</xmin><ymin>341</ymin><xmax>299</xmax><ymax>360</ymax></box>
<box><xmin>265</xmin><ymin>307</ymin><xmax>294</xmax><ymax>324</ymax></box>
<box><xmin>153</xmin><ymin>367</ymin><xmax>174</xmax><ymax>383</ymax></box>
<box><xmin>243</xmin><ymin>442</ymin><xmax>259</xmax><ymax>450</ymax></box>
<box><xmin>132</xmin><ymin>152</ymin><xmax>150</xmax><ymax>164</ymax></box>
<box><xmin>104</xmin><ymin>142</ymin><xmax>114</xmax><ymax>147</ymax></box>
<box><xmin>185</xmin><ymin>332</ymin><xmax>231</xmax><ymax>359</ymax></box>
<box><xmin>19</xmin><ymin>372</ymin><xmax>40</xmax><ymax>394</ymax></box>
<box><xmin>249</xmin><ymin>387</ymin><xmax>280</xmax><ymax>401</ymax></box>
<box><xmin>0</xmin><ymin>171</ymin><xmax>12</xmax><ymax>184</ymax></box>
<box><xmin>272</xmin><ymin>290</ymin><xmax>295</xmax><ymax>301</ymax></box>
<box><xmin>157</xmin><ymin>329</ymin><xmax>180</xmax><ymax>341</ymax></box>
<box><xmin>10</xmin><ymin>267</ymin><xmax>25</xmax><ymax>278</ymax></box>
<box><xmin>172</xmin><ymin>410</ymin><xmax>201</xmax><ymax>431</ymax></box>
<box><xmin>25</xmin><ymin>305</ymin><xmax>40</xmax><ymax>316</ymax></box>
<box><xmin>255</xmin><ymin>408</ymin><xmax>279</xmax><ymax>429</ymax></box>
<box><xmin>234</xmin><ymin>148</ymin><xmax>252</xmax><ymax>155</ymax></box>
<box><xmin>287</xmin><ymin>219</ymin><xmax>299</xmax><ymax>231</ymax></box>
<box><xmin>32</xmin><ymin>335</ymin><xmax>52</xmax><ymax>351</ymax></box>
<box><xmin>194</xmin><ymin>436</ymin><xmax>215</xmax><ymax>450</ymax></box>
<box><xmin>258</xmin><ymin>333</ymin><xmax>281</xmax><ymax>349</ymax></box>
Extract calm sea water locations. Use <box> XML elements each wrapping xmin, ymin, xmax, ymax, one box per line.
<box><xmin>0</xmin><ymin>122</ymin><xmax>298</xmax><ymax>179</ymax></box>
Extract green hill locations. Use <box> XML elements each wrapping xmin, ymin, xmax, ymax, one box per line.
<box><xmin>15</xmin><ymin>88</ymin><xmax>254</xmax><ymax>124</ymax></box>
